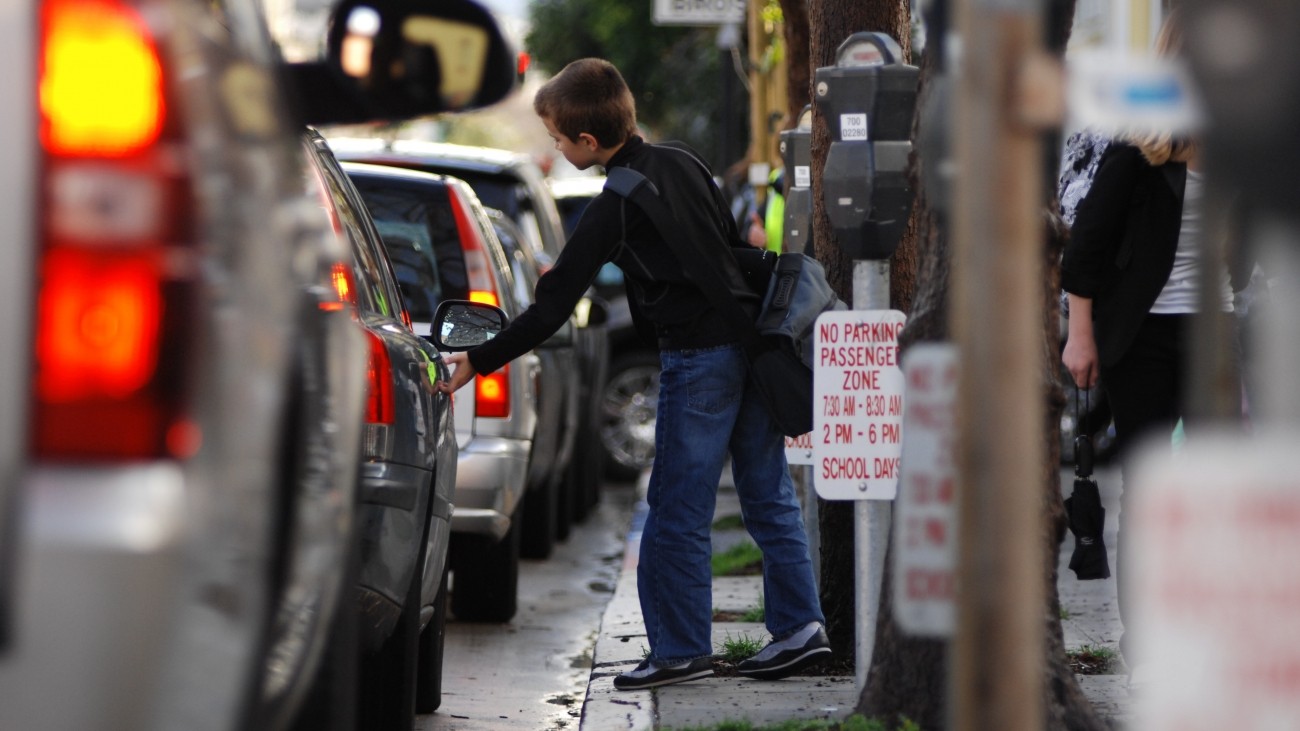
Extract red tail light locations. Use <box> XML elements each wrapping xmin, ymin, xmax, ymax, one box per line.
<box><xmin>323</xmin><ymin>261</ymin><xmax>357</xmax><ymax>312</ymax></box>
<box><xmin>32</xmin><ymin>0</ymin><xmax>195</xmax><ymax>460</ymax></box>
<box><xmin>447</xmin><ymin>185</ymin><xmax>500</xmax><ymax>307</ymax></box>
<box><xmin>475</xmin><ymin>365</ymin><xmax>510</xmax><ymax>418</ymax></box>
<box><xmin>365</xmin><ymin>331</ymin><xmax>394</xmax><ymax>425</ymax></box>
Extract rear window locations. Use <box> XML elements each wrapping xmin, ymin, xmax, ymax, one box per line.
<box><xmin>350</xmin><ymin>177</ymin><xmax>470</xmax><ymax>323</ymax></box>
<box><xmin>555</xmin><ymin>196</ymin><xmax>592</xmax><ymax>238</ymax></box>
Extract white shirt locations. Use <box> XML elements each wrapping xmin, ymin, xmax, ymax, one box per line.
<box><xmin>1150</xmin><ymin>170</ymin><xmax>1234</xmax><ymax>314</ymax></box>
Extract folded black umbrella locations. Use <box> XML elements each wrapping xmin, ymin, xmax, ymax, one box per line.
<box><xmin>1065</xmin><ymin>433</ymin><xmax>1110</xmax><ymax>580</ymax></box>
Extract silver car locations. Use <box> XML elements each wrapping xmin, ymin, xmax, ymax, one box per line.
<box><xmin>0</xmin><ymin>0</ymin><xmax>514</xmax><ymax>728</ymax></box>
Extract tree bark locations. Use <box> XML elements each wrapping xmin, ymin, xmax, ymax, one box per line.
<box><xmin>852</xmin><ymin>1</ymin><xmax>1109</xmax><ymax>729</ymax></box>
<box><xmin>807</xmin><ymin>0</ymin><xmax>916</xmax><ymax>666</ymax></box>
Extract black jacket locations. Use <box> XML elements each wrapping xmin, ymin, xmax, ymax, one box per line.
<box><xmin>1063</xmin><ymin>143</ymin><xmax>1191</xmax><ymax>367</ymax></box>
<box><xmin>468</xmin><ymin>137</ymin><xmax>755</xmax><ymax>375</ymax></box>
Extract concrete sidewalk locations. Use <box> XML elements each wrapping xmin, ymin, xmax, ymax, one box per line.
<box><xmin>579</xmin><ymin>467</ymin><xmax>1131</xmax><ymax>730</ymax></box>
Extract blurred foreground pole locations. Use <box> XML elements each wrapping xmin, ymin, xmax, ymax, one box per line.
<box><xmin>1183</xmin><ymin>0</ymin><xmax>1300</xmax><ymax>425</ymax></box>
<box><xmin>949</xmin><ymin>0</ymin><xmax>1047</xmax><ymax>727</ymax></box>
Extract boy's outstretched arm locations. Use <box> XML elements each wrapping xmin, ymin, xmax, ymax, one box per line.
<box><xmin>437</xmin><ymin>352</ymin><xmax>475</xmax><ymax>394</ymax></box>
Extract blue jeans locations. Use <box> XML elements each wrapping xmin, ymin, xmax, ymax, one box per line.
<box><xmin>638</xmin><ymin>344</ymin><xmax>824</xmax><ymax>665</ymax></box>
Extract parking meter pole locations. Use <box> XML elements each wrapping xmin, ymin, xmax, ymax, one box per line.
<box><xmin>853</xmin><ymin>260</ymin><xmax>892</xmax><ymax>693</ymax></box>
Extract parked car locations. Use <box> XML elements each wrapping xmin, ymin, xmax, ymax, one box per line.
<box><xmin>0</xmin><ymin>0</ymin><xmax>514</xmax><ymax>728</ymax></box>
<box><xmin>484</xmin><ymin>208</ymin><xmax>584</xmax><ymax>553</ymax></box>
<box><xmin>304</xmin><ymin>133</ymin><xmax>460</xmax><ymax>725</ymax></box>
<box><xmin>548</xmin><ymin>175</ymin><xmax>659</xmax><ymax>482</ymax></box>
<box><xmin>329</xmin><ymin>139</ymin><xmax>609</xmax><ymax>522</ymax></box>
<box><xmin>341</xmin><ymin>161</ymin><xmax>538</xmax><ymax>622</ymax></box>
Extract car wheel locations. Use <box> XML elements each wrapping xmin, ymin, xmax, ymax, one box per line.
<box><xmin>415</xmin><ymin>568</ymin><xmax>449</xmax><ymax>714</ymax></box>
<box><xmin>520</xmin><ymin>473</ymin><xmax>557</xmax><ymax>560</ymax></box>
<box><xmin>600</xmin><ymin>351</ymin><xmax>660</xmax><ymax>482</ymax></box>
<box><xmin>358</xmin><ymin>525</ymin><xmax>428</xmax><ymax>730</ymax></box>
<box><xmin>451</xmin><ymin>507</ymin><xmax>521</xmax><ymax>623</ymax></box>
<box><xmin>569</xmin><ymin>413</ymin><xmax>603</xmax><ymax>525</ymax></box>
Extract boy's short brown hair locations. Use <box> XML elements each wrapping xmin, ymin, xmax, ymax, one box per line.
<box><xmin>533</xmin><ymin>58</ymin><xmax>638</xmax><ymax>149</ymax></box>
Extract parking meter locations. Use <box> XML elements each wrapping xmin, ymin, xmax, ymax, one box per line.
<box><xmin>813</xmin><ymin>32</ymin><xmax>919</xmax><ymax>260</ymax></box>
<box><xmin>780</xmin><ymin>106</ymin><xmax>814</xmax><ymax>253</ymax></box>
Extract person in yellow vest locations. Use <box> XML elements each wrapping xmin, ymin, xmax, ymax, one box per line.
<box><xmin>744</xmin><ymin>167</ymin><xmax>785</xmax><ymax>253</ymax></box>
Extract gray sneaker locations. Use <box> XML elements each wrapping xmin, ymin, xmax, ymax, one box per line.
<box><xmin>613</xmin><ymin>656</ymin><xmax>715</xmax><ymax>690</ymax></box>
<box><xmin>736</xmin><ymin>622</ymin><xmax>831</xmax><ymax>680</ymax></box>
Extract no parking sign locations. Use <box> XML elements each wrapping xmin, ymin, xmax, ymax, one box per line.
<box><xmin>811</xmin><ymin>309</ymin><xmax>905</xmax><ymax>500</ymax></box>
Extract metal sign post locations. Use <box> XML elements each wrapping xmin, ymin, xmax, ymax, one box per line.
<box><xmin>812</xmin><ymin>267</ymin><xmax>905</xmax><ymax>692</ymax></box>
<box><xmin>853</xmin><ymin>261</ymin><xmax>896</xmax><ymax>693</ymax></box>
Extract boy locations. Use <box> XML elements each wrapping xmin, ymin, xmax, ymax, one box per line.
<box><xmin>439</xmin><ymin>58</ymin><xmax>828</xmax><ymax>690</ymax></box>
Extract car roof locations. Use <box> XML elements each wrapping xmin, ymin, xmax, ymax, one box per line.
<box><xmin>546</xmin><ymin>175</ymin><xmax>607</xmax><ymax>200</ymax></box>
<box><xmin>339</xmin><ymin>160</ymin><xmax>456</xmax><ymax>186</ymax></box>
<box><xmin>327</xmin><ymin>137</ymin><xmax>529</xmax><ymax>175</ymax></box>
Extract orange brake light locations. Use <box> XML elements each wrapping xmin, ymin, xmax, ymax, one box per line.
<box><xmin>475</xmin><ymin>364</ymin><xmax>510</xmax><ymax>418</ymax></box>
<box><xmin>40</xmin><ymin>0</ymin><xmax>165</xmax><ymax>157</ymax></box>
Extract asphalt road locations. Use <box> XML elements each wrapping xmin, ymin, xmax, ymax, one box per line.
<box><xmin>418</xmin><ymin>479</ymin><xmax>638</xmax><ymax>731</ymax></box>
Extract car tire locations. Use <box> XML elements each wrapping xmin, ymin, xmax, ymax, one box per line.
<box><xmin>357</xmin><ymin>528</ymin><xmax>427</xmax><ymax>730</ymax></box>
<box><xmin>520</xmin><ymin>474</ymin><xmax>557</xmax><ymax>560</ymax></box>
<box><xmin>451</xmin><ymin>507</ymin><xmax>521</xmax><ymax>623</ymax></box>
<box><xmin>600</xmin><ymin>351</ymin><xmax>661</xmax><ymax>482</ymax></box>
<box><xmin>415</xmin><ymin>568</ymin><xmax>449</xmax><ymax>713</ymax></box>
<box><xmin>571</xmin><ymin>408</ymin><xmax>604</xmax><ymax>525</ymax></box>
<box><xmin>555</xmin><ymin>459</ymin><xmax>574</xmax><ymax>542</ymax></box>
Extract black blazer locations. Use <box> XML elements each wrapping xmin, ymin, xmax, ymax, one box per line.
<box><xmin>1062</xmin><ymin>143</ymin><xmax>1188</xmax><ymax>367</ymax></box>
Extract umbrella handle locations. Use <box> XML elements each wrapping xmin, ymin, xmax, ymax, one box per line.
<box><xmin>1074</xmin><ymin>388</ymin><xmax>1094</xmax><ymax>477</ymax></box>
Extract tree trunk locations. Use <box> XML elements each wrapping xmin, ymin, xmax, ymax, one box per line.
<box><xmin>807</xmin><ymin>0</ymin><xmax>916</xmax><ymax>666</ymax></box>
<box><xmin>853</xmin><ymin>1</ymin><xmax>1109</xmax><ymax>729</ymax></box>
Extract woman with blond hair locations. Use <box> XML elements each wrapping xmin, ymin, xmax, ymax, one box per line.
<box><xmin>1060</xmin><ymin>8</ymin><xmax>1249</xmax><ymax>687</ymax></box>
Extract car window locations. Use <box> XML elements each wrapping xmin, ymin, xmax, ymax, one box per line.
<box><xmin>351</xmin><ymin>178</ymin><xmax>471</xmax><ymax>322</ymax></box>
<box><xmin>444</xmin><ymin>174</ymin><xmax>517</xmax><ymax>218</ymax></box>
<box><xmin>374</xmin><ymin>221</ymin><xmax>444</xmax><ymax>323</ymax></box>
<box><xmin>488</xmin><ymin>212</ymin><xmax>537</xmax><ymax>309</ymax></box>
<box><xmin>556</xmin><ymin>197</ymin><xmax>590</xmax><ymax>238</ymax></box>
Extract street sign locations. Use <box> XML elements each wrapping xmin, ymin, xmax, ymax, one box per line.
<box><xmin>1067</xmin><ymin>51</ymin><xmax>1204</xmax><ymax>137</ymax></box>
<box><xmin>811</xmin><ymin>309</ymin><xmax>905</xmax><ymax>500</ymax></box>
<box><xmin>651</xmin><ymin>0</ymin><xmax>745</xmax><ymax>26</ymax></box>
<box><xmin>1130</xmin><ymin>431</ymin><xmax>1300</xmax><ymax>730</ymax></box>
<box><xmin>892</xmin><ymin>344</ymin><xmax>958</xmax><ymax>637</ymax></box>
<box><xmin>784</xmin><ymin>431</ymin><xmax>813</xmax><ymax>466</ymax></box>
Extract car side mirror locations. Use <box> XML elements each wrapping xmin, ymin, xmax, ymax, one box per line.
<box><xmin>285</xmin><ymin>0</ymin><xmax>516</xmax><ymax>126</ymax></box>
<box><xmin>432</xmin><ymin>300</ymin><xmax>509</xmax><ymax>351</ymax></box>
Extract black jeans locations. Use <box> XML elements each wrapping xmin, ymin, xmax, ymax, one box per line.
<box><xmin>1100</xmin><ymin>313</ymin><xmax>1241</xmax><ymax>663</ymax></box>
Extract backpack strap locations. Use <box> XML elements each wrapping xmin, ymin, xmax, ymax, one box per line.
<box><xmin>602</xmin><ymin>167</ymin><xmax>768</xmax><ymax>358</ymax></box>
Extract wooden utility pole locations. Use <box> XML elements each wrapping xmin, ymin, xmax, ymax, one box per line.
<box><xmin>949</xmin><ymin>0</ymin><xmax>1049</xmax><ymax>728</ymax></box>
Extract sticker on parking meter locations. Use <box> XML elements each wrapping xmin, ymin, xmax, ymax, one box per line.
<box><xmin>840</xmin><ymin>113</ymin><xmax>868</xmax><ymax>141</ymax></box>
<box><xmin>812</xmin><ymin>309</ymin><xmax>905</xmax><ymax>500</ymax></box>
<box><xmin>794</xmin><ymin>165</ymin><xmax>811</xmax><ymax>188</ymax></box>
<box><xmin>785</xmin><ymin>432</ymin><xmax>813</xmax><ymax>465</ymax></box>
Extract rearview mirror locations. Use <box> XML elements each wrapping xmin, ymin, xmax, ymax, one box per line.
<box><xmin>432</xmin><ymin>300</ymin><xmax>509</xmax><ymax>351</ymax></box>
<box><xmin>285</xmin><ymin>0</ymin><xmax>516</xmax><ymax>125</ymax></box>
